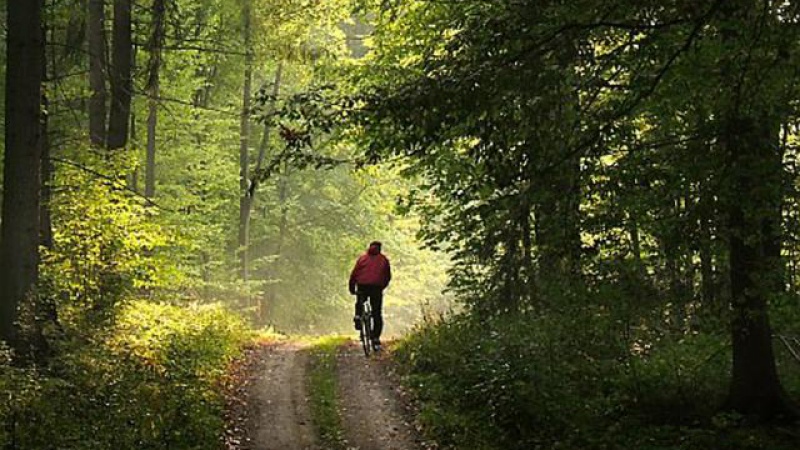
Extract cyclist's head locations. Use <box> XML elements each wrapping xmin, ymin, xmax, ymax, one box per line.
<box><xmin>368</xmin><ymin>241</ymin><xmax>382</xmax><ymax>254</ymax></box>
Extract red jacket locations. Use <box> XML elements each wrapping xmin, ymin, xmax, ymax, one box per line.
<box><xmin>349</xmin><ymin>244</ymin><xmax>391</xmax><ymax>291</ymax></box>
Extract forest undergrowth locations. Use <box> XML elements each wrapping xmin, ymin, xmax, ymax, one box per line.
<box><xmin>0</xmin><ymin>301</ymin><xmax>253</xmax><ymax>450</ymax></box>
<box><xmin>395</xmin><ymin>302</ymin><xmax>800</xmax><ymax>450</ymax></box>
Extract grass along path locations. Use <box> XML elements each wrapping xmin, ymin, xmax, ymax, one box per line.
<box><xmin>306</xmin><ymin>336</ymin><xmax>349</xmax><ymax>450</ymax></box>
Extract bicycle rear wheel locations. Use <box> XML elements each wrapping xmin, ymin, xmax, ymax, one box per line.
<box><xmin>360</xmin><ymin>313</ymin><xmax>372</xmax><ymax>357</ymax></box>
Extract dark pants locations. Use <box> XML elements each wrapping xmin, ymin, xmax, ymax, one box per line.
<box><xmin>355</xmin><ymin>284</ymin><xmax>384</xmax><ymax>340</ymax></box>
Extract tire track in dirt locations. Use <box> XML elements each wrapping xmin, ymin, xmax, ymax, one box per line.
<box><xmin>335</xmin><ymin>341</ymin><xmax>424</xmax><ymax>450</ymax></box>
<box><xmin>243</xmin><ymin>342</ymin><xmax>319</xmax><ymax>450</ymax></box>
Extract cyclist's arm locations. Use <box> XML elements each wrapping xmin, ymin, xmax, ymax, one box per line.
<box><xmin>349</xmin><ymin>277</ymin><xmax>357</xmax><ymax>294</ymax></box>
<box><xmin>349</xmin><ymin>258</ymin><xmax>361</xmax><ymax>294</ymax></box>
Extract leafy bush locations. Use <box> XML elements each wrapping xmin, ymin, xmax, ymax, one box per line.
<box><xmin>0</xmin><ymin>301</ymin><xmax>251</xmax><ymax>450</ymax></box>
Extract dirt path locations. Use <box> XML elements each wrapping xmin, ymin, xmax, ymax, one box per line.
<box><xmin>232</xmin><ymin>339</ymin><xmax>424</xmax><ymax>450</ymax></box>
<box><xmin>242</xmin><ymin>342</ymin><xmax>319</xmax><ymax>450</ymax></box>
<box><xmin>336</xmin><ymin>341</ymin><xmax>424</xmax><ymax>450</ymax></box>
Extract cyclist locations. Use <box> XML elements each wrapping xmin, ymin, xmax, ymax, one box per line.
<box><xmin>349</xmin><ymin>241</ymin><xmax>391</xmax><ymax>351</ymax></box>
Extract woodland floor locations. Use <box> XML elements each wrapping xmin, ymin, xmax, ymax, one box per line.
<box><xmin>227</xmin><ymin>340</ymin><xmax>426</xmax><ymax>450</ymax></box>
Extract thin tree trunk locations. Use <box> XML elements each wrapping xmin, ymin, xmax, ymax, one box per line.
<box><xmin>88</xmin><ymin>0</ymin><xmax>107</xmax><ymax>147</ymax></box>
<box><xmin>628</xmin><ymin>215</ymin><xmax>642</xmax><ymax>272</ymax></box>
<box><xmin>520</xmin><ymin>201</ymin><xmax>534</xmax><ymax>303</ymax></box>
<box><xmin>0</xmin><ymin>0</ymin><xmax>45</xmax><ymax>355</ymax></box>
<box><xmin>36</xmin><ymin>24</ymin><xmax>57</xmax><ymax>361</ymax></box>
<box><xmin>698</xmin><ymin>191</ymin><xmax>716</xmax><ymax>310</ymax></box>
<box><xmin>40</xmin><ymin>98</ymin><xmax>53</xmax><ymax>251</ymax></box>
<box><xmin>128</xmin><ymin>106</ymin><xmax>138</xmax><ymax>191</ymax></box>
<box><xmin>107</xmin><ymin>0</ymin><xmax>132</xmax><ymax>150</ymax></box>
<box><xmin>264</xmin><ymin>165</ymin><xmax>291</xmax><ymax>319</ymax></box>
<box><xmin>536</xmin><ymin>157</ymin><xmax>581</xmax><ymax>280</ymax></box>
<box><xmin>626</xmin><ymin>148</ymin><xmax>644</xmax><ymax>279</ymax></box>
<box><xmin>145</xmin><ymin>0</ymin><xmax>166</xmax><ymax>198</ymax></box>
<box><xmin>249</xmin><ymin>62</ymin><xmax>284</xmax><ymax>203</ymax></box>
<box><xmin>695</xmin><ymin>132</ymin><xmax>717</xmax><ymax>312</ymax></box>
<box><xmin>277</xmin><ymin>167</ymin><xmax>290</xmax><ymax>256</ymax></box>
<box><xmin>145</xmin><ymin>90</ymin><xmax>158</xmax><ymax>197</ymax></box>
<box><xmin>238</xmin><ymin>0</ymin><xmax>253</xmax><ymax>282</ymax></box>
<box><xmin>663</xmin><ymin>198</ymin><xmax>685</xmax><ymax>329</ymax></box>
<box><xmin>189</xmin><ymin>34</ymin><xmax>217</xmax><ymax>294</ymax></box>
<box><xmin>130</xmin><ymin>167</ymin><xmax>139</xmax><ymax>192</ymax></box>
<box><xmin>65</xmin><ymin>0</ymin><xmax>88</xmax><ymax>63</ymax></box>
<box><xmin>40</xmin><ymin>23</ymin><xmax>53</xmax><ymax>250</ymax></box>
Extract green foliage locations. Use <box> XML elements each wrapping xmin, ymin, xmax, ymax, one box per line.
<box><xmin>0</xmin><ymin>301</ymin><xmax>250</xmax><ymax>450</ymax></box>
<box><xmin>42</xmin><ymin>151</ymin><xmax>175</xmax><ymax>327</ymax></box>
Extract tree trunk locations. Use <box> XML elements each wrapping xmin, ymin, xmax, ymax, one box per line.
<box><xmin>0</xmin><ymin>0</ymin><xmax>45</xmax><ymax>355</ymax></box>
<box><xmin>145</xmin><ymin>0</ymin><xmax>166</xmax><ymax>199</ymax></box>
<box><xmin>717</xmin><ymin>1</ymin><xmax>796</xmax><ymax>419</ymax></box>
<box><xmin>88</xmin><ymin>0</ymin><xmax>107</xmax><ymax>147</ymax></box>
<box><xmin>107</xmin><ymin>0</ymin><xmax>132</xmax><ymax>150</ymax></box>
<box><xmin>723</xmin><ymin>113</ymin><xmax>794</xmax><ymax>418</ymax></box>
<box><xmin>238</xmin><ymin>0</ymin><xmax>253</xmax><ymax>282</ymax></box>
<box><xmin>250</xmin><ymin>64</ymin><xmax>284</xmax><ymax>324</ymax></box>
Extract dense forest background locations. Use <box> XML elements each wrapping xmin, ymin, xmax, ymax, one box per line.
<box><xmin>1</xmin><ymin>0</ymin><xmax>800</xmax><ymax>449</ymax></box>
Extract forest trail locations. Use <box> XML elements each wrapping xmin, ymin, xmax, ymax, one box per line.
<box><xmin>237</xmin><ymin>340</ymin><xmax>423</xmax><ymax>450</ymax></box>
<box><xmin>241</xmin><ymin>343</ymin><xmax>320</xmax><ymax>450</ymax></box>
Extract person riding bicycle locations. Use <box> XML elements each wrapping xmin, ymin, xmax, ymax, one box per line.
<box><xmin>349</xmin><ymin>241</ymin><xmax>391</xmax><ymax>351</ymax></box>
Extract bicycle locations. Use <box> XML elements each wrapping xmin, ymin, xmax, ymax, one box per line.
<box><xmin>358</xmin><ymin>297</ymin><xmax>374</xmax><ymax>357</ymax></box>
